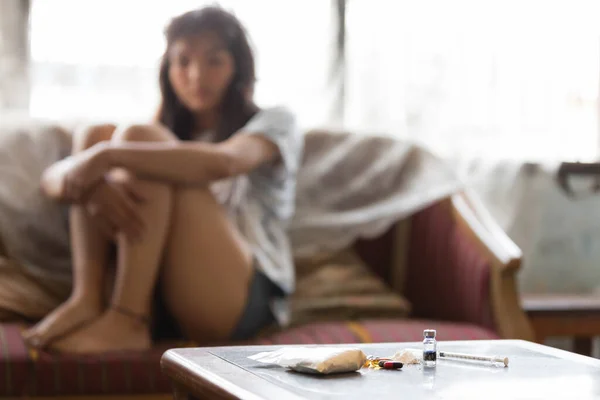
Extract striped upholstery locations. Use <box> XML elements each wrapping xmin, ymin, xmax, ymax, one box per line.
<box><xmin>0</xmin><ymin>319</ymin><xmax>496</xmax><ymax>396</ymax></box>
<box><xmin>0</xmin><ymin>324</ymin><xmax>173</xmax><ymax>397</ymax></box>
<box><xmin>405</xmin><ymin>201</ymin><xmax>495</xmax><ymax>330</ymax></box>
<box><xmin>253</xmin><ymin>319</ymin><xmax>497</xmax><ymax>345</ymax></box>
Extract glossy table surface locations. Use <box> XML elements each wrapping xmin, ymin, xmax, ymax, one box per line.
<box><xmin>161</xmin><ymin>340</ymin><xmax>600</xmax><ymax>399</ymax></box>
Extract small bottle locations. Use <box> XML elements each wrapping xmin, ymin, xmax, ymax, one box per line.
<box><xmin>422</xmin><ymin>329</ymin><xmax>437</xmax><ymax>368</ymax></box>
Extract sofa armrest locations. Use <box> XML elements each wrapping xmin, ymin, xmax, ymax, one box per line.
<box><xmin>404</xmin><ymin>191</ymin><xmax>534</xmax><ymax>340</ymax></box>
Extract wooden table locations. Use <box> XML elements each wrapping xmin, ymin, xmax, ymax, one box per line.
<box><xmin>161</xmin><ymin>340</ymin><xmax>600</xmax><ymax>399</ymax></box>
<box><xmin>523</xmin><ymin>294</ymin><xmax>600</xmax><ymax>356</ymax></box>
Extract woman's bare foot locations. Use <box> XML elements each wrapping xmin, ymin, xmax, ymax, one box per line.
<box><xmin>22</xmin><ymin>296</ymin><xmax>102</xmax><ymax>348</ymax></box>
<box><xmin>50</xmin><ymin>308</ymin><xmax>151</xmax><ymax>354</ymax></box>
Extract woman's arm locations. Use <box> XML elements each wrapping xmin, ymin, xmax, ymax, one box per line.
<box><xmin>40</xmin><ymin>130</ymin><xmax>279</xmax><ymax>203</ymax></box>
<box><xmin>102</xmin><ymin>133</ymin><xmax>279</xmax><ymax>185</ymax></box>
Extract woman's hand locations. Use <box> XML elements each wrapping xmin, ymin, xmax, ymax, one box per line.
<box><xmin>84</xmin><ymin>176</ymin><xmax>146</xmax><ymax>241</ymax></box>
<box><xmin>41</xmin><ymin>143</ymin><xmax>112</xmax><ymax>203</ymax></box>
<box><xmin>63</xmin><ymin>143</ymin><xmax>113</xmax><ymax>202</ymax></box>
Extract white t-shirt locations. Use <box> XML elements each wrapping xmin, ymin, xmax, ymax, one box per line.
<box><xmin>195</xmin><ymin>106</ymin><xmax>303</xmax><ymax>325</ymax></box>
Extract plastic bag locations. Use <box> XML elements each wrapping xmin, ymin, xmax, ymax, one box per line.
<box><xmin>248</xmin><ymin>346</ymin><xmax>367</xmax><ymax>374</ymax></box>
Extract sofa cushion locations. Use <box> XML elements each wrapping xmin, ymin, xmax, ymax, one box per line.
<box><xmin>0</xmin><ymin>256</ymin><xmax>70</xmax><ymax>322</ymax></box>
<box><xmin>0</xmin><ymin>320</ymin><xmax>497</xmax><ymax>396</ymax></box>
<box><xmin>291</xmin><ymin>249</ymin><xmax>411</xmax><ymax>326</ymax></box>
<box><xmin>0</xmin><ymin>323</ymin><xmax>174</xmax><ymax>397</ymax></box>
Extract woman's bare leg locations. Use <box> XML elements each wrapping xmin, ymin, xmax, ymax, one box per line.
<box><xmin>23</xmin><ymin>124</ymin><xmax>116</xmax><ymax>348</ymax></box>
<box><xmin>162</xmin><ymin>185</ymin><xmax>253</xmax><ymax>344</ymax></box>
<box><xmin>52</xmin><ymin>123</ymin><xmax>255</xmax><ymax>348</ymax></box>
<box><xmin>51</xmin><ymin>125</ymin><xmax>174</xmax><ymax>353</ymax></box>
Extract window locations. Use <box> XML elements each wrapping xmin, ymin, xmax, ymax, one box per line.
<box><xmin>29</xmin><ymin>0</ymin><xmax>335</xmax><ymax>127</ymax></box>
<box><xmin>344</xmin><ymin>0</ymin><xmax>600</xmax><ymax>160</ymax></box>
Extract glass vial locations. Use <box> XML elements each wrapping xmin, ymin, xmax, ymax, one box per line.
<box><xmin>422</xmin><ymin>329</ymin><xmax>437</xmax><ymax>368</ymax></box>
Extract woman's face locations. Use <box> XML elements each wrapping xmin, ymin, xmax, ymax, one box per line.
<box><xmin>168</xmin><ymin>32</ymin><xmax>235</xmax><ymax>113</ymax></box>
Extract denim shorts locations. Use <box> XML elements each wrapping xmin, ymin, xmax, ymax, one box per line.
<box><xmin>230</xmin><ymin>267</ymin><xmax>283</xmax><ymax>341</ymax></box>
<box><xmin>152</xmin><ymin>266</ymin><xmax>282</xmax><ymax>341</ymax></box>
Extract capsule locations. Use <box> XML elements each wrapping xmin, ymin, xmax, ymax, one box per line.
<box><xmin>365</xmin><ymin>357</ymin><xmax>392</xmax><ymax>368</ymax></box>
<box><xmin>378</xmin><ymin>361</ymin><xmax>403</xmax><ymax>369</ymax></box>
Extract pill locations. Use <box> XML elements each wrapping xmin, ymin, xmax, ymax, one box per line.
<box><xmin>379</xmin><ymin>361</ymin><xmax>403</xmax><ymax>369</ymax></box>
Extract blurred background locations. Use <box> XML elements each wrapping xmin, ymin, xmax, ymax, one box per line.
<box><xmin>0</xmin><ymin>0</ymin><xmax>597</xmax><ymax>160</ymax></box>
<box><xmin>2</xmin><ymin>0</ymin><xmax>600</xmax><ymax>353</ymax></box>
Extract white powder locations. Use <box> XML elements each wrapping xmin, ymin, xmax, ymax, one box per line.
<box><xmin>391</xmin><ymin>349</ymin><xmax>421</xmax><ymax>364</ymax></box>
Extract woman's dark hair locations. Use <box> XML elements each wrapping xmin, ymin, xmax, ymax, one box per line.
<box><xmin>156</xmin><ymin>6</ymin><xmax>258</xmax><ymax>141</ymax></box>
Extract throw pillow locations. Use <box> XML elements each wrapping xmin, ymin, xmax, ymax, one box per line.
<box><xmin>290</xmin><ymin>248</ymin><xmax>411</xmax><ymax>326</ymax></box>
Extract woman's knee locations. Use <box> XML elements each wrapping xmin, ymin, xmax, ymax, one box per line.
<box><xmin>112</xmin><ymin>124</ymin><xmax>177</xmax><ymax>144</ymax></box>
<box><xmin>108</xmin><ymin>124</ymin><xmax>177</xmax><ymax>192</ymax></box>
<box><xmin>72</xmin><ymin>124</ymin><xmax>116</xmax><ymax>152</ymax></box>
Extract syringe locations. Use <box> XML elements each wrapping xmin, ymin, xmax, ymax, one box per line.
<box><xmin>438</xmin><ymin>351</ymin><xmax>509</xmax><ymax>367</ymax></box>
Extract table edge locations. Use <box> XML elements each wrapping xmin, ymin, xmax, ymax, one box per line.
<box><xmin>161</xmin><ymin>348</ymin><xmax>304</xmax><ymax>400</ymax></box>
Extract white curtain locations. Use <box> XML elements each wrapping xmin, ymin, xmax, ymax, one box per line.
<box><xmin>344</xmin><ymin>0</ymin><xmax>600</xmax><ymax>161</ymax></box>
<box><xmin>27</xmin><ymin>0</ymin><xmax>600</xmax><ymax>161</ymax></box>
<box><xmin>0</xmin><ymin>0</ymin><xmax>29</xmax><ymax>112</ymax></box>
<box><xmin>29</xmin><ymin>0</ymin><xmax>337</xmax><ymax>127</ymax></box>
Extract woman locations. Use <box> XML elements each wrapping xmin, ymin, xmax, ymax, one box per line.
<box><xmin>22</xmin><ymin>6</ymin><xmax>301</xmax><ymax>354</ymax></box>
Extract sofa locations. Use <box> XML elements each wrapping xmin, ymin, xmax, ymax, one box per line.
<box><xmin>0</xmin><ymin>183</ymin><xmax>534</xmax><ymax>398</ymax></box>
<box><xmin>0</xmin><ymin>120</ymin><xmax>533</xmax><ymax>399</ymax></box>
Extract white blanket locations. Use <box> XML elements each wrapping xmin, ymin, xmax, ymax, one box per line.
<box><xmin>0</xmin><ymin>118</ymin><xmax>73</xmax><ymax>285</ymax></box>
<box><xmin>0</xmin><ymin>121</ymin><xmax>462</xmax><ymax>284</ymax></box>
<box><xmin>290</xmin><ymin>129</ymin><xmax>462</xmax><ymax>257</ymax></box>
